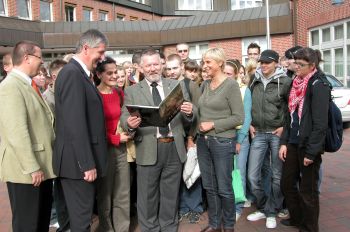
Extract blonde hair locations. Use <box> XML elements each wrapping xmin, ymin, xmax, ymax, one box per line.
<box><xmin>245</xmin><ymin>58</ymin><xmax>258</xmax><ymax>76</ymax></box>
<box><xmin>202</xmin><ymin>47</ymin><xmax>226</xmax><ymax>71</ymax></box>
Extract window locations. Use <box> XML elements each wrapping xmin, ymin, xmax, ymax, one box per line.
<box><xmin>311</xmin><ymin>30</ymin><xmax>319</xmax><ymax>46</ymax></box>
<box><xmin>130</xmin><ymin>0</ymin><xmax>151</xmax><ymax>5</ymax></box>
<box><xmin>332</xmin><ymin>0</ymin><xmax>344</xmax><ymax>4</ymax></box>
<box><xmin>335</xmin><ymin>48</ymin><xmax>344</xmax><ymax>78</ymax></box>
<box><xmin>188</xmin><ymin>43</ymin><xmax>209</xmax><ymax>62</ymax></box>
<box><xmin>116</xmin><ymin>13</ymin><xmax>125</xmax><ymax>21</ymax></box>
<box><xmin>130</xmin><ymin>16</ymin><xmax>138</xmax><ymax>21</ymax></box>
<box><xmin>231</xmin><ymin>0</ymin><xmax>262</xmax><ymax>10</ymax></box>
<box><xmin>83</xmin><ymin>8</ymin><xmax>92</xmax><ymax>21</ymax></box>
<box><xmin>17</xmin><ymin>0</ymin><xmax>30</xmax><ymax>19</ymax></box>
<box><xmin>322</xmin><ymin>28</ymin><xmax>331</xmax><ymax>42</ymax></box>
<box><xmin>0</xmin><ymin>0</ymin><xmax>6</xmax><ymax>15</ymax></box>
<box><xmin>242</xmin><ymin>36</ymin><xmax>267</xmax><ymax>64</ymax></box>
<box><xmin>65</xmin><ymin>5</ymin><xmax>75</xmax><ymax>22</ymax></box>
<box><xmin>323</xmin><ymin>50</ymin><xmax>331</xmax><ymax>74</ymax></box>
<box><xmin>99</xmin><ymin>10</ymin><xmax>108</xmax><ymax>21</ymax></box>
<box><xmin>334</xmin><ymin>25</ymin><xmax>344</xmax><ymax>40</ymax></box>
<box><xmin>178</xmin><ymin>0</ymin><xmax>212</xmax><ymax>10</ymax></box>
<box><xmin>40</xmin><ymin>0</ymin><xmax>51</xmax><ymax>21</ymax></box>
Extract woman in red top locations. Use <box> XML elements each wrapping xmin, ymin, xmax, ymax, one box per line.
<box><xmin>95</xmin><ymin>57</ymin><xmax>131</xmax><ymax>232</ymax></box>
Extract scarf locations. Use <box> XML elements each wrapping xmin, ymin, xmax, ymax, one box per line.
<box><xmin>288</xmin><ymin>68</ymin><xmax>317</xmax><ymax>120</ymax></box>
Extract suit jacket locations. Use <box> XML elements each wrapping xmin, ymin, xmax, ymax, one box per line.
<box><xmin>120</xmin><ymin>78</ymin><xmax>197</xmax><ymax>166</ymax></box>
<box><xmin>53</xmin><ymin>59</ymin><xmax>108</xmax><ymax>179</ymax></box>
<box><xmin>0</xmin><ymin>72</ymin><xmax>55</xmax><ymax>184</ymax></box>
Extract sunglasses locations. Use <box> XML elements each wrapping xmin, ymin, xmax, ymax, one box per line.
<box><xmin>295</xmin><ymin>62</ymin><xmax>310</xmax><ymax>67</ymax></box>
<box><xmin>178</xmin><ymin>49</ymin><xmax>188</xmax><ymax>53</ymax></box>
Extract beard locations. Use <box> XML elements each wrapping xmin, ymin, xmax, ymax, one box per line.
<box><xmin>145</xmin><ymin>72</ymin><xmax>161</xmax><ymax>82</ymax></box>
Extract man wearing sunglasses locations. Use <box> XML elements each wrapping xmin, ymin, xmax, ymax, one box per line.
<box><xmin>176</xmin><ymin>43</ymin><xmax>191</xmax><ymax>64</ymax></box>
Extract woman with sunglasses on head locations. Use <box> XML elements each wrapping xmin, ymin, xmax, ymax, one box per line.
<box><xmin>279</xmin><ymin>47</ymin><xmax>330</xmax><ymax>232</ymax></box>
<box><xmin>94</xmin><ymin>56</ymin><xmax>132</xmax><ymax>232</ymax></box>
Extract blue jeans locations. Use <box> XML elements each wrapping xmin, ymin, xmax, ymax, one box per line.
<box><xmin>235</xmin><ymin>136</ymin><xmax>249</xmax><ymax>215</ymax></box>
<box><xmin>197</xmin><ymin>135</ymin><xmax>235</xmax><ymax>229</ymax></box>
<box><xmin>179</xmin><ymin>178</ymin><xmax>203</xmax><ymax>214</ymax></box>
<box><xmin>247</xmin><ymin>132</ymin><xmax>283</xmax><ymax>217</ymax></box>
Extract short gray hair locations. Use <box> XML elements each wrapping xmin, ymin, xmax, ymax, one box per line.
<box><xmin>76</xmin><ymin>29</ymin><xmax>108</xmax><ymax>53</ymax></box>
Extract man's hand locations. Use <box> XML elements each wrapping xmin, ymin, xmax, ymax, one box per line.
<box><xmin>279</xmin><ymin>145</ymin><xmax>287</xmax><ymax>162</ymax></box>
<box><xmin>304</xmin><ymin>158</ymin><xmax>314</xmax><ymax>166</ymax></box>
<box><xmin>31</xmin><ymin>170</ymin><xmax>44</xmax><ymax>187</ymax></box>
<box><xmin>84</xmin><ymin>168</ymin><xmax>97</xmax><ymax>182</ymax></box>
<box><xmin>180</xmin><ymin>102</ymin><xmax>193</xmax><ymax>116</ymax></box>
<box><xmin>249</xmin><ymin>125</ymin><xmax>256</xmax><ymax>138</ymax></box>
<box><xmin>187</xmin><ymin>137</ymin><xmax>196</xmax><ymax>149</ymax></box>
<box><xmin>127</xmin><ymin>116</ymin><xmax>141</xmax><ymax>129</ymax></box>
<box><xmin>272</xmin><ymin>127</ymin><xmax>283</xmax><ymax>137</ymax></box>
<box><xmin>236</xmin><ymin>143</ymin><xmax>241</xmax><ymax>154</ymax></box>
<box><xmin>199</xmin><ymin>122</ymin><xmax>214</xmax><ymax>132</ymax></box>
<box><xmin>120</xmin><ymin>132</ymin><xmax>131</xmax><ymax>143</ymax></box>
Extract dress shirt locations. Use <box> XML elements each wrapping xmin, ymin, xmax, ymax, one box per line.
<box><xmin>12</xmin><ymin>69</ymin><xmax>32</xmax><ymax>85</ymax></box>
<box><xmin>73</xmin><ymin>57</ymin><xmax>91</xmax><ymax>78</ymax></box>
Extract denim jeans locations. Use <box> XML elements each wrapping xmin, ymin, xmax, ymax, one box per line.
<box><xmin>235</xmin><ymin>136</ymin><xmax>249</xmax><ymax>215</ymax></box>
<box><xmin>247</xmin><ymin>132</ymin><xmax>283</xmax><ymax>217</ymax></box>
<box><xmin>179</xmin><ymin>178</ymin><xmax>204</xmax><ymax>214</ymax></box>
<box><xmin>197</xmin><ymin>135</ymin><xmax>235</xmax><ymax>229</ymax></box>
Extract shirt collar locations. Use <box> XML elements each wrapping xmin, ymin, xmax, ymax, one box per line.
<box><xmin>145</xmin><ymin>78</ymin><xmax>163</xmax><ymax>87</ymax></box>
<box><xmin>73</xmin><ymin>56</ymin><xmax>90</xmax><ymax>78</ymax></box>
<box><xmin>12</xmin><ymin>68</ymin><xmax>32</xmax><ymax>85</ymax></box>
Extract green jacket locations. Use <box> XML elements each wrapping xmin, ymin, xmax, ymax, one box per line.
<box><xmin>250</xmin><ymin>67</ymin><xmax>292</xmax><ymax>132</ymax></box>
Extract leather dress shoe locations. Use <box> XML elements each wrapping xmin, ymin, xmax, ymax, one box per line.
<box><xmin>200</xmin><ymin>226</ymin><xmax>221</xmax><ymax>232</ymax></box>
<box><xmin>280</xmin><ymin>218</ymin><xmax>300</xmax><ymax>227</ymax></box>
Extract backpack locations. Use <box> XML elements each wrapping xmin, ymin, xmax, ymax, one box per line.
<box><xmin>313</xmin><ymin>77</ymin><xmax>343</xmax><ymax>153</ymax></box>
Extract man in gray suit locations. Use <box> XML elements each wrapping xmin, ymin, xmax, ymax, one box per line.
<box><xmin>121</xmin><ymin>49</ymin><xmax>195</xmax><ymax>232</ymax></box>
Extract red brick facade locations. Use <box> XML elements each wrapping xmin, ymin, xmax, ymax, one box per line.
<box><xmin>294</xmin><ymin>0</ymin><xmax>350</xmax><ymax>46</ymax></box>
<box><xmin>209</xmin><ymin>38</ymin><xmax>242</xmax><ymax>60</ymax></box>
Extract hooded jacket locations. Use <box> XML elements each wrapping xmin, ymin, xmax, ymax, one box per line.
<box><xmin>250</xmin><ymin>67</ymin><xmax>292</xmax><ymax>132</ymax></box>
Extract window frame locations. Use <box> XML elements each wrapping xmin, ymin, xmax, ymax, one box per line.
<box><xmin>99</xmin><ymin>10</ymin><xmax>108</xmax><ymax>21</ymax></box>
<box><xmin>178</xmin><ymin>0</ymin><xmax>213</xmax><ymax>11</ymax></box>
<box><xmin>230</xmin><ymin>0</ymin><xmax>263</xmax><ymax>10</ymax></box>
<box><xmin>65</xmin><ymin>4</ymin><xmax>76</xmax><ymax>22</ymax></box>
<box><xmin>16</xmin><ymin>0</ymin><xmax>31</xmax><ymax>19</ymax></box>
<box><xmin>0</xmin><ymin>0</ymin><xmax>8</xmax><ymax>16</ymax></box>
<box><xmin>116</xmin><ymin>13</ymin><xmax>125</xmax><ymax>21</ymax></box>
<box><xmin>82</xmin><ymin>7</ymin><xmax>92</xmax><ymax>22</ymax></box>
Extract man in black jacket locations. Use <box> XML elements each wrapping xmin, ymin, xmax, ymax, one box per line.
<box><xmin>53</xmin><ymin>29</ymin><xmax>109</xmax><ymax>232</ymax></box>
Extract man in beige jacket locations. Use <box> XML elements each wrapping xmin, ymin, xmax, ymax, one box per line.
<box><xmin>0</xmin><ymin>40</ymin><xmax>55</xmax><ymax>232</ymax></box>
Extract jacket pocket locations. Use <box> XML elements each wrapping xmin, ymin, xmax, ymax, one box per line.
<box><xmin>32</xmin><ymin>143</ymin><xmax>45</xmax><ymax>152</ymax></box>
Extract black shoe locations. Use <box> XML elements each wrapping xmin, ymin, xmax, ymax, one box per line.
<box><xmin>280</xmin><ymin>219</ymin><xmax>300</xmax><ymax>227</ymax></box>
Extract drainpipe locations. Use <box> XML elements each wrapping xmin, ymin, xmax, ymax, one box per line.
<box><xmin>293</xmin><ymin>0</ymin><xmax>297</xmax><ymax>45</ymax></box>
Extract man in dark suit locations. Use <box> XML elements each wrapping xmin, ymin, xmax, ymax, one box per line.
<box><xmin>53</xmin><ymin>29</ymin><xmax>109</xmax><ymax>232</ymax></box>
<box><xmin>121</xmin><ymin>49</ymin><xmax>196</xmax><ymax>232</ymax></box>
<box><xmin>0</xmin><ymin>40</ymin><xmax>55</xmax><ymax>232</ymax></box>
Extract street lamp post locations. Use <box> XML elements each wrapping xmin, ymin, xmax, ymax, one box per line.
<box><xmin>266</xmin><ymin>0</ymin><xmax>271</xmax><ymax>49</ymax></box>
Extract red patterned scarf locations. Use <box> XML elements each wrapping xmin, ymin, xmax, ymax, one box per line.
<box><xmin>288</xmin><ymin>69</ymin><xmax>317</xmax><ymax>119</ymax></box>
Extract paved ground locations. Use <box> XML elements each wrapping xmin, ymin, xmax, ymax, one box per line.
<box><xmin>1</xmin><ymin>128</ymin><xmax>350</xmax><ymax>232</ymax></box>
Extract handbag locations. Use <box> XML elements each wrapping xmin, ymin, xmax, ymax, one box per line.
<box><xmin>116</xmin><ymin>122</ymin><xmax>136</xmax><ymax>162</ymax></box>
<box><xmin>232</xmin><ymin>156</ymin><xmax>247</xmax><ymax>203</ymax></box>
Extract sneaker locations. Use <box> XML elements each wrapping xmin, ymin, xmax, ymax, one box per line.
<box><xmin>247</xmin><ymin>211</ymin><xmax>266</xmax><ymax>221</ymax></box>
<box><xmin>243</xmin><ymin>200</ymin><xmax>252</xmax><ymax>208</ymax></box>
<box><xmin>266</xmin><ymin>217</ymin><xmax>277</xmax><ymax>229</ymax></box>
<box><xmin>277</xmin><ymin>209</ymin><xmax>289</xmax><ymax>218</ymax></box>
<box><xmin>236</xmin><ymin>213</ymin><xmax>241</xmax><ymax>221</ymax></box>
<box><xmin>179</xmin><ymin>212</ymin><xmax>189</xmax><ymax>222</ymax></box>
<box><xmin>188</xmin><ymin>211</ymin><xmax>201</xmax><ymax>224</ymax></box>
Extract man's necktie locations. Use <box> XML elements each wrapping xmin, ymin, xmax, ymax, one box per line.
<box><xmin>31</xmin><ymin>81</ymin><xmax>42</xmax><ymax>99</ymax></box>
<box><xmin>151</xmin><ymin>82</ymin><xmax>169</xmax><ymax>137</ymax></box>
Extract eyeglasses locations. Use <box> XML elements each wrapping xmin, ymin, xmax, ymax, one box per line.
<box><xmin>28</xmin><ymin>54</ymin><xmax>42</xmax><ymax>60</ymax></box>
<box><xmin>178</xmin><ymin>50</ymin><xmax>188</xmax><ymax>53</ymax></box>
<box><xmin>295</xmin><ymin>62</ymin><xmax>310</xmax><ymax>67</ymax></box>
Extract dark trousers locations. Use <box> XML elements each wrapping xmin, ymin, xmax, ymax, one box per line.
<box><xmin>281</xmin><ymin>144</ymin><xmax>321</xmax><ymax>232</ymax></box>
<box><xmin>53</xmin><ymin>178</ymin><xmax>70</xmax><ymax>231</ymax></box>
<box><xmin>60</xmin><ymin>178</ymin><xmax>95</xmax><ymax>232</ymax></box>
<box><xmin>7</xmin><ymin>179</ymin><xmax>53</xmax><ymax>232</ymax></box>
<box><xmin>137</xmin><ymin>141</ymin><xmax>182</xmax><ymax>232</ymax></box>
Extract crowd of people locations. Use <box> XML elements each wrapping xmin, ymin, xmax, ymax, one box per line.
<box><xmin>0</xmin><ymin>29</ymin><xmax>331</xmax><ymax>232</ymax></box>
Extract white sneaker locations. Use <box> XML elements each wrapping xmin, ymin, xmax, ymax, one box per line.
<box><xmin>243</xmin><ymin>200</ymin><xmax>252</xmax><ymax>208</ymax></box>
<box><xmin>247</xmin><ymin>211</ymin><xmax>266</xmax><ymax>221</ymax></box>
<box><xmin>236</xmin><ymin>213</ymin><xmax>241</xmax><ymax>221</ymax></box>
<box><xmin>266</xmin><ymin>217</ymin><xmax>277</xmax><ymax>229</ymax></box>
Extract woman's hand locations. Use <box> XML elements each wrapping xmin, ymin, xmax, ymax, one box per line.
<box><xmin>303</xmin><ymin>158</ymin><xmax>314</xmax><ymax>166</ymax></box>
<box><xmin>279</xmin><ymin>145</ymin><xmax>287</xmax><ymax>162</ymax></box>
<box><xmin>199</xmin><ymin>122</ymin><xmax>214</xmax><ymax>133</ymax></box>
<box><xmin>120</xmin><ymin>132</ymin><xmax>131</xmax><ymax>143</ymax></box>
<box><xmin>249</xmin><ymin>125</ymin><xmax>256</xmax><ymax>138</ymax></box>
<box><xmin>236</xmin><ymin>143</ymin><xmax>241</xmax><ymax>154</ymax></box>
<box><xmin>272</xmin><ymin>127</ymin><xmax>283</xmax><ymax>137</ymax></box>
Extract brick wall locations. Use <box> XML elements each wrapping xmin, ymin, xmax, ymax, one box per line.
<box><xmin>295</xmin><ymin>0</ymin><xmax>350</xmax><ymax>46</ymax></box>
<box><xmin>209</xmin><ymin>38</ymin><xmax>242</xmax><ymax>61</ymax></box>
<box><xmin>271</xmin><ymin>34</ymin><xmax>294</xmax><ymax>57</ymax></box>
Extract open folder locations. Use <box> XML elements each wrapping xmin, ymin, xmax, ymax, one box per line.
<box><xmin>126</xmin><ymin>82</ymin><xmax>184</xmax><ymax>127</ymax></box>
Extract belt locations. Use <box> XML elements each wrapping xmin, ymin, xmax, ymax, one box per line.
<box><xmin>157</xmin><ymin>137</ymin><xmax>174</xmax><ymax>143</ymax></box>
